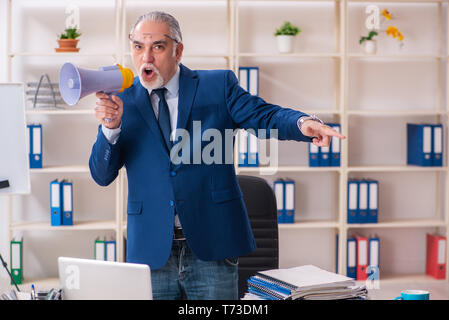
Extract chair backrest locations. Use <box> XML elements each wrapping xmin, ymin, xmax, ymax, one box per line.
<box><xmin>237</xmin><ymin>175</ymin><xmax>279</xmax><ymax>298</ymax></box>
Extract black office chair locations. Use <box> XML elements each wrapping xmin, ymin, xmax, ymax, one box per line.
<box><xmin>237</xmin><ymin>175</ymin><xmax>279</xmax><ymax>298</ymax></box>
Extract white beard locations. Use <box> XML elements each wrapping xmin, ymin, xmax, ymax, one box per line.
<box><xmin>138</xmin><ymin>63</ymin><xmax>164</xmax><ymax>90</ymax></box>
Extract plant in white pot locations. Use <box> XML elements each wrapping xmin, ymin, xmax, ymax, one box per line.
<box><xmin>274</xmin><ymin>21</ymin><xmax>301</xmax><ymax>54</ymax></box>
<box><xmin>359</xmin><ymin>30</ymin><xmax>378</xmax><ymax>54</ymax></box>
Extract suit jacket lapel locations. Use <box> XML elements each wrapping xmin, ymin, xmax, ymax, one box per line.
<box><xmin>172</xmin><ymin>64</ymin><xmax>199</xmax><ymax>168</ymax></box>
<box><xmin>176</xmin><ymin>64</ymin><xmax>198</xmax><ymax>133</ymax></box>
<box><xmin>133</xmin><ymin>80</ymin><xmax>168</xmax><ymax>150</ymax></box>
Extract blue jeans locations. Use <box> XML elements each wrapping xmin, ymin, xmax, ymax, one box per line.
<box><xmin>151</xmin><ymin>239</ymin><xmax>238</xmax><ymax>300</ymax></box>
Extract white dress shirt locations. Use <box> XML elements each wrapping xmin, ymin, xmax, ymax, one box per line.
<box><xmin>102</xmin><ymin>65</ymin><xmax>181</xmax><ymax>227</ymax></box>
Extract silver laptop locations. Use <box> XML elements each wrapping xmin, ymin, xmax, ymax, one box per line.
<box><xmin>58</xmin><ymin>257</ymin><xmax>152</xmax><ymax>300</ymax></box>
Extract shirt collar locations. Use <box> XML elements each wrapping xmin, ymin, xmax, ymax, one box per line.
<box><xmin>148</xmin><ymin>65</ymin><xmax>180</xmax><ymax>98</ymax></box>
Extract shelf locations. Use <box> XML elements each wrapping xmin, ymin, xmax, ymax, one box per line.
<box><xmin>278</xmin><ymin>221</ymin><xmax>339</xmax><ymax>229</ymax></box>
<box><xmin>238</xmin><ymin>52</ymin><xmax>341</xmax><ymax>58</ymax></box>
<box><xmin>9</xmin><ymin>52</ymin><xmax>117</xmax><ymax>58</ymax></box>
<box><xmin>10</xmin><ymin>220</ymin><xmax>117</xmax><ymax>231</ymax></box>
<box><xmin>25</xmin><ymin>108</ymin><xmax>94</xmax><ymax>115</ymax></box>
<box><xmin>347</xmin><ymin>219</ymin><xmax>446</xmax><ymax>229</ymax></box>
<box><xmin>30</xmin><ymin>166</ymin><xmax>90</xmax><ymax>173</ymax></box>
<box><xmin>238</xmin><ymin>0</ymin><xmax>339</xmax><ymax>3</ymax></box>
<box><xmin>348</xmin><ymin>54</ymin><xmax>441</xmax><ymax>60</ymax></box>
<box><xmin>347</xmin><ymin>109</ymin><xmax>445</xmax><ymax>116</ymax></box>
<box><xmin>348</xmin><ymin>0</ymin><xmax>444</xmax><ymax>3</ymax></box>
<box><xmin>123</xmin><ymin>52</ymin><xmax>229</xmax><ymax>59</ymax></box>
<box><xmin>237</xmin><ymin>166</ymin><xmax>341</xmax><ymax>173</ymax></box>
<box><xmin>299</xmin><ymin>109</ymin><xmax>341</xmax><ymax>115</ymax></box>
<box><xmin>348</xmin><ymin>165</ymin><xmax>447</xmax><ymax>172</ymax></box>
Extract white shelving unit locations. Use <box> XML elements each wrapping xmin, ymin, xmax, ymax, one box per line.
<box><xmin>4</xmin><ymin>0</ymin><xmax>449</xmax><ymax>289</ymax></box>
<box><xmin>5</xmin><ymin>0</ymin><xmax>124</xmax><ymax>288</ymax></box>
<box><xmin>233</xmin><ymin>0</ymin><xmax>449</xmax><ymax>284</ymax></box>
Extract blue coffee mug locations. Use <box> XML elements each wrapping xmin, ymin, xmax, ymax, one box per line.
<box><xmin>394</xmin><ymin>290</ymin><xmax>430</xmax><ymax>300</ymax></box>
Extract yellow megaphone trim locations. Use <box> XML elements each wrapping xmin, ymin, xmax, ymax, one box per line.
<box><xmin>117</xmin><ymin>64</ymin><xmax>134</xmax><ymax>92</ymax></box>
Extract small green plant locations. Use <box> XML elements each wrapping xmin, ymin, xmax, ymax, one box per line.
<box><xmin>359</xmin><ymin>31</ymin><xmax>378</xmax><ymax>44</ymax></box>
<box><xmin>59</xmin><ymin>26</ymin><xmax>81</xmax><ymax>39</ymax></box>
<box><xmin>274</xmin><ymin>21</ymin><xmax>301</xmax><ymax>36</ymax></box>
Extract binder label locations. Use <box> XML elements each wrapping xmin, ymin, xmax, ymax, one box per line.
<box><xmin>348</xmin><ymin>183</ymin><xmax>357</xmax><ymax>210</ymax></box>
<box><xmin>63</xmin><ymin>184</ymin><xmax>72</xmax><ymax>211</ymax></box>
<box><xmin>249</xmin><ymin>134</ymin><xmax>258</xmax><ymax>153</ymax></box>
<box><xmin>358</xmin><ymin>240</ymin><xmax>368</xmax><ymax>265</ymax></box>
<box><xmin>32</xmin><ymin>126</ymin><xmax>41</xmax><ymax>154</ymax></box>
<box><xmin>95</xmin><ymin>241</ymin><xmax>105</xmax><ymax>260</ymax></box>
<box><xmin>331</xmin><ymin>126</ymin><xmax>340</xmax><ymax>153</ymax></box>
<box><xmin>434</xmin><ymin>126</ymin><xmax>442</xmax><ymax>154</ymax></box>
<box><xmin>359</xmin><ymin>183</ymin><xmax>368</xmax><ymax>210</ymax></box>
<box><xmin>369</xmin><ymin>182</ymin><xmax>378</xmax><ymax>209</ymax></box>
<box><xmin>423</xmin><ymin>126</ymin><xmax>431</xmax><ymax>154</ymax></box>
<box><xmin>11</xmin><ymin>243</ymin><xmax>21</xmax><ymax>269</ymax></box>
<box><xmin>51</xmin><ymin>183</ymin><xmax>60</xmax><ymax>207</ymax></box>
<box><xmin>438</xmin><ymin>239</ymin><xmax>446</xmax><ymax>264</ymax></box>
<box><xmin>369</xmin><ymin>240</ymin><xmax>379</xmax><ymax>267</ymax></box>
<box><xmin>249</xmin><ymin>68</ymin><xmax>258</xmax><ymax>95</ymax></box>
<box><xmin>239</xmin><ymin>69</ymin><xmax>248</xmax><ymax>91</ymax></box>
<box><xmin>239</xmin><ymin>130</ymin><xmax>247</xmax><ymax>153</ymax></box>
<box><xmin>348</xmin><ymin>241</ymin><xmax>356</xmax><ymax>267</ymax></box>
<box><xmin>285</xmin><ymin>183</ymin><xmax>294</xmax><ymax>210</ymax></box>
<box><xmin>310</xmin><ymin>144</ymin><xmax>319</xmax><ymax>153</ymax></box>
<box><xmin>274</xmin><ymin>184</ymin><xmax>284</xmax><ymax>210</ymax></box>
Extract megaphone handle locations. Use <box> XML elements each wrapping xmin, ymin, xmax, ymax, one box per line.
<box><xmin>103</xmin><ymin>91</ymin><xmax>118</xmax><ymax>123</ymax></box>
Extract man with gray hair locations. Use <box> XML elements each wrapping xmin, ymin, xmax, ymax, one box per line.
<box><xmin>89</xmin><ymin>11</ymin><xmax>345</xmax><ymax>299</ymax></box>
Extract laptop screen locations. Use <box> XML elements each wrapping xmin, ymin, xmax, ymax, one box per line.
<box><xmin>58</xmin><ymin>257</ymin><xmax>152</xmax><ymax>300</ymax></box>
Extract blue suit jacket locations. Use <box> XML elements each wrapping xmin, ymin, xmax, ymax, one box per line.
<box><xmin>89</xmin><ymin>64</ymin><xmax>312</xmax><ymax>269</ymax></box>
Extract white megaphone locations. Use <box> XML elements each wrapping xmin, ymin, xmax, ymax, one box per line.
<box><xmin>59</xmin><ymin>62</ymin><xmax>134</xmax><ymax>106</ymax></box>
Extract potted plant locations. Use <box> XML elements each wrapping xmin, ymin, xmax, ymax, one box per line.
<box><xmin>359</xmin><ymin>9</ymin><xmax>404</xmax><ymax>55</ymax></box>
<box><xmin>274</xmin><ymin>21</ymin><xmax>301</xmax><ymax>53</ymax></box>
<box><xmin>56</xmin><ymin>26</ymin><xmax>81</xmax><ymax>52</ymax></box>
<box><xmin>359</xmin><ymin>30</ymin><xmax>378</xmax><ymax>54</ymax></box>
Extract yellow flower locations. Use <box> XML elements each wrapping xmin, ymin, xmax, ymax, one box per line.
<box><xmin>386</xmin><ymin>26</ymin><xmax>399</xmax><ymax>38</ymax></box>
<box><xmin>385</xmin><ymin>26</ymin><xmax>404</xmax><ymax>41</ymax></box>
<box><xmin>382</xmin><ymin>9</ymin><xmax>392</xmax><ymax>21</ymax></box>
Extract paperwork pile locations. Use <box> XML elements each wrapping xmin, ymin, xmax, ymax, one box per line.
<box><xmin>243</xmin><ymin>265</ymin><xmax>368</xmax><ymax>300</ymax></box>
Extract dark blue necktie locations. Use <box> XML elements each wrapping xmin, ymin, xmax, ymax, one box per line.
<box><xmin>153</xmin><ymin>88</ymin><xmax>172</xmax><ymax>151</ymax></box>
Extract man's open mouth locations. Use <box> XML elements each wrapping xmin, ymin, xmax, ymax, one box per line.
<box><xmin>143</xmin><ymin>67</ymin><xmax>153</xmax><ymax>77</ymax></box>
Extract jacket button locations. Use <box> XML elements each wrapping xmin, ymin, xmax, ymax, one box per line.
<box><xmin>169</xmin><ymin>200</ymin><xmax>175</xmax><ymax>207</ymax></box>
<box><xmin>170</xmin><ymin>171</ymin><xmax>176</xmax><ymax>177</ymax></box>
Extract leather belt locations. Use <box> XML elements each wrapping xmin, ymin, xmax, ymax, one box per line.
<box><xmin>173</xmin><ymin>227</ymin><xmax>186</xmax><ymax>240</ymax></box>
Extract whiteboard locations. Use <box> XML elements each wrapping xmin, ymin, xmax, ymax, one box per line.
<box><xmin>0</xmin><ymin>83</ymin><xmax>31</xmax><ymax>194</ymax></box>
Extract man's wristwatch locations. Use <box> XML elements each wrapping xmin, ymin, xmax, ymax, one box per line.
<box><xmin>298</xmin><ymin>114</ymin><xmax>324</xmax><ymax>132</ymax></box>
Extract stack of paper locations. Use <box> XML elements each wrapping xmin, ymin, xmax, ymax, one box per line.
<box><xmin>243</xmin><ymin>265</ymin><xmax>368</xmax><ymax>300</ymax></box>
